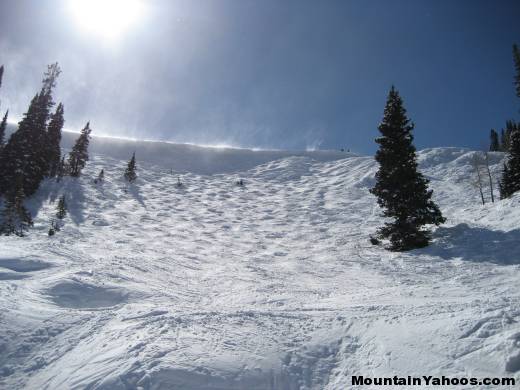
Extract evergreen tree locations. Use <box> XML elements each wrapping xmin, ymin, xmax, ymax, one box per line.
<box><xmin>489</xmin><ymin>129</ymin><xmax>499</xmax><ymax>151</ymax></box>
<box><xmin>124</xmin><ymin>152</ymin><xmax>137</xmax><ymax>183</ymax></box>
<box><xmin>68</xmin><ymin>122</ymin><xmax>92</xmax><ymax>177</ymax></box>
<box><xmin>56</xmin><ymin>195</ymin><xmax>67</xmax><ymax>219</ymax></box>
<box><xmin>513</xmin><ymin>44</ymin><xmax>520</xmax><ymax>102</ymax></box>
<box><xmin>499</xmin><ymin>129</ymin><xmax>520</xmax><ymax>198</ymax></box>
<box><xmin>0</xmin><ymin>176</ymin><xmax>33</xmax><ymax>236</ymax></box>
<box><xmin>48</xmin><ymin>218</ymin><xmax>62</xmax><ymax>236</ymax></box>
<box><xmin>0</xmin><ymin>94</ymin><xmax>40</xmax><ymax>195</ymax></box>
<box><xmin>499</xmin><ymin>163</ymin><xmax>512</xmax><ymax>198</ymax></box>
<box><xmin>0</xmin><ymin>110</ymin><xmax>7</xmax><ymax>150</ymax></box>
<box><xmin>48</xmin><ymin>221</ymin><xmax>57</xmax><ymax>236</ymax></box>
<box><xmin>94</xmin><ymin>169</ymin><xmax>104</xmax><ymax>184</ymax></box>
<box><xmin>46</xmin><ymin>103</ymin><xmax>64</xmax><ymax>177</ymax></box>
<box><xmin>500</xmin><ymin>129</ymin><xmax>507</xmax><ymax>151</ymax></box>
<box><xmin>370</xmin><ymin>86</ymin><xmax>445</xmax><ymax>251</ymax></box>
<box><xmin>28</xmin><ymin>63</ymin><xmax>61</xmax><ymax>188</ymax></box>
<box><xmin>500</xmin><ymin>121</ymin><xmax>519</xmax><ymax>152</ymax></box>
<box><xmin>0</xmin><ymin>63</ymin><xmax>61</xmax><ymax>196</ymax></box>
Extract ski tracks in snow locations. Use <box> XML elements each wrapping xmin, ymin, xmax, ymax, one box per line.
<box><xmin>0</xmin><ymin>148</ymin><xmax>519</xmax><ymax>388</ymax></box>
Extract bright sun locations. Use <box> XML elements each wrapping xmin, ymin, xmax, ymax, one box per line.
<box><xmin>68</xmin><ymin>0</ymin><xmax>143</xmax><ymax>41</ymax></box>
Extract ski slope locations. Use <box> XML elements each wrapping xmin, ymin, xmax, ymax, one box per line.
<box><xmin>0</xmin><ymin>134</ymin><xmax>519</xmax><ymax>389</ymax></box>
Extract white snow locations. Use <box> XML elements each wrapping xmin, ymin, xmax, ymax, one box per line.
<box><xmin>0</xmin><ymin>134</ymin><xmax>519</xmax><ymax>389</ymax></box>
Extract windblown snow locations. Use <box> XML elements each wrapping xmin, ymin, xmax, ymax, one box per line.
<box><xmin>0</xmin><ymin>132</ymin><xmax>519</xmax><ymax>389</ymax></box>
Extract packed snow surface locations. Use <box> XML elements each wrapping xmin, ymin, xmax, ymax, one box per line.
<box><xmin>1</xmin><ymin>134</ymin><xmax>519</xmax><ymax>389</ymax></box>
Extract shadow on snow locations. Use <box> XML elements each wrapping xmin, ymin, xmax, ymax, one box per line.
<box><xmin>27</xmin><ymin>176</ymin><xmax>86</xmax><ymax>225</ymax></box>
<box><xmin>426</xmin><ymin>223</ymin><xmax>520</xmax><ymax>265</ymax></box>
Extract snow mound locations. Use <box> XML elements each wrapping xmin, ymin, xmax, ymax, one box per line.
<box><xmin>0</xmin><ymin>271</ymin><xmax>29</xmax><ymax>281</ymax></box>
<box><xmin>45</xmin><ymin>280</ymin><xmax>128</xmax><ymax>309</ymax></box>
<box><xmin>0</xmin><ymin>258</ymin><xmax>52</xmax><ymax>272</ymax></box>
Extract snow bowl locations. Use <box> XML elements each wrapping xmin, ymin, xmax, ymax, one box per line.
<box><xmin>0</xmin><ymin>271</ymin><xmax>29</xmax><ymax>280</ymax></box>
<box><xmin>0</xmin><ymin>258</ymin><xmax>52</xmax><ymax>272</ymax></box>
<box><xmin>45</xmin><ymin>280</ymin><xmax>128</xmax><ymax>310</ymax></box>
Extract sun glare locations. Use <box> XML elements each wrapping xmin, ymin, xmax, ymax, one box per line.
<box><xmin>68</xmin><ymin>0</ymin><xmax>143</xmax><ymax>41</ymax></box>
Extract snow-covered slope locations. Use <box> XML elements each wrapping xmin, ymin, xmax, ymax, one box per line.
<box><xmin>0</xmin><ymin>136</ymin><xmax>519</xmax><ymax>389</ymax></box>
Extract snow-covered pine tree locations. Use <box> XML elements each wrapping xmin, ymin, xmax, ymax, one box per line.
<box><xmin>499</xmin><ymin>163</ymin><xmax>512</xmax><ymax>198</ymax></box>
<box><xmin>513</xmin><ymin>44</ymin><xmax>520</xmax><ymax>102</ymax></box>
<box><xmin>0</xmin><ymin>63</ymin><xmax>61</xmax><ymax>196</ymax></box>
<box><xmin>500</xmin><ymin>121</ymin><xmax>519</xmax><ymax>152</ymax></box>
<box><xmin>48</xmin><ymin>221</ymin><xmax>56</xmax><ymax>236</ymax></box>
<box><xmin>124</xmin><ymin>152</ymin><xmax>137</xmax><ymax>183</ymax></box>
<box><xmin>46</xmin><ymin>103</ymin><xmax>64</xmax><ymax>177</ymax></box>
<box><xmin>489</xmin><ymin>129</ymin><xmax>499</xmax><ymax>152</ymax></box>
<box><xmin>94</xmin><ymin>169</ymin><xmax>104</xmax><ymax>184</ymax></box>
<box><xmin>0</xmin><ymin>94</ymin><xmax>40</xmax><ymax>195</ymax></box>
<box><xmin>0</xmin><ymin>110</ymin><xmax>7</xmax><ymax>150</ymax></box>
<box><xmin>0</xmin><ymin>176</ymin><xmax>33</xmax><ymax>236</ymax></box>
<box><xmin>27</xmin><ymin>63</ymin><xmax>61</xmax><ymax>190</ymax></box>
<box><xmin>68</xmin><ymin>122</ymin><xmax>92</xmax><ymax>177</ymax></box>
<box><xmin>500</xmin><ymin>129</ymin><xmax>508</xmax><ymax>151</ymax></box>
<box><xmin>48</xmin><ymin>217</ymin><xmax>63</xmax><ymax>236</ymax></box>
<box><xmin>56</xmin><ymin>195</ymin><xmax>67</xmax><ymax>220</ymax></box>
<box><xmin>0</xmin><ymin>65</ymin><xmax>3</xmax><ymax>150</ymax></box>
<box><xmin>499</xmin><ymin>129</ymin><xmax>520</xmax><ymax>199</ymax></box>
<box><xmin>370</xmin><ymin>86</ymin><xmax>445</xmax><ymax>251</ymax></box>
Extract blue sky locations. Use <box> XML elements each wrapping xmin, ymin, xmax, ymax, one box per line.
<box><xmin>0</xmin><ymin>0</ymin><xmax>519</xmax><ymax>153</ymax></box>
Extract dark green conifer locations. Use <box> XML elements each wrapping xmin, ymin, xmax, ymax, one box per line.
<box><xmin>68</xmin><ymin>122</ymin><xmax>92</xmax><ymax>177</ymax></box>
<box><xmin>513</xmin><ymin>44</ymin><xmax>520</xmax><ymax>102</ymax></box>
<box><xmin>0</xmin><ymin>63</ymin><xmax>61</xmax><ymax>196</ymax></box>
<box><xmin>489</xmin><ymin>129</ymin><xmax>499</xmax><ymax>151</ymax></box>
<box><xmin>56</xmin><ymin>195</ymin><xmax>67</xmax><ymax>219</ymax></box>
<box><xmin>94</xmin><ymin>169</ymin><xmax>104</xmax><ymax>184</ymax></box>
<box><xmin>0</xmin><ymin>110</ymin><xmax>7</xmax><ymax>150</ymax></box>
<box><xmin>46</xmin><ymin>103</ymin><xmax>64</xmax><ymax>177</ymax></box>
<box><xmin>370</xmin><ymin>86</ymin><xmax>445</xmax><ymax>251</ymax></box>
<box><xmin>0</xmin><ymin>176</ymin><xmax>33</xmax><ymax>236</ymax></box>
<box><xmin>124</xmin><ymin>152</ymin><xmax>137</xmax><ymax>183</ymax></box>
<box><xmin>499</xmin><ymin>130</ymin><xmax>520</xmax><ymax>198</ymax></box>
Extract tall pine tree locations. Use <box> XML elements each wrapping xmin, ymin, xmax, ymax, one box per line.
<box><xmin>489</xmin><ymin>129</ymin><xmax>499</xmax><ymax>151</ymax></box>
<box><xmin>500</xmin><ymin>120</ymin><xmax>519</xmax><ymax>152</ymax></box>
<box><xmin>0</xmin><ymin>63</ymin><xmax>61</xmax><ymax>196</ymax></box>
<box><xmin>0</xmin><ymin>110</ymin><xmax>7</xmax><ymax>150</ymax></box>
<box><xmin>513</xmin><ymin>44</ymin><xmax>520</xmax><ymax>103</ymax></box>
<box><xmin>28</xmin><ymin>63</ymin><xmax>61</xmax><ymax>189</ymax></box>
<box><xmin>370</xmin><ymin>86</ymin><xmax>445</xmax><ymax>251</ymax></box>
<box><xmin>0</xmin><ymin>65</ymin><xmax>3</xmax><ymax>109</ymax></box>
<box><xmin>124</xmin><ymin>152</ymin><xmax>137</xmax><ymax>183</ymax></box>
<box><xmin>499</xmin><ymin>129</ymin><xmax>520</xmax><ymax>198</ymax></box>
<box><xmin>46</xmin><ymin>103</ymin><xmax>64</xmax><ymax>177</ymax></box>
<box><xmin>68</xmin><ymin>122</ymin><xmax>92</xmax><ymax>177</ymax></box>
<box><xmin>0</xmin><ymin>176</ymin><xmax>33</xmax><ymax>236</ymax></box>
<box><xmin>56</xmin><ymin>195</ymin><xmax>67</xmax><ymax>219</ymax></box>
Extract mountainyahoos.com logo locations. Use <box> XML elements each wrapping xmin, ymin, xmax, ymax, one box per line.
<box><xmin>352</xmin><ymin>375</ymin><xmax>516</xmax><ymax>387</ymax></box>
